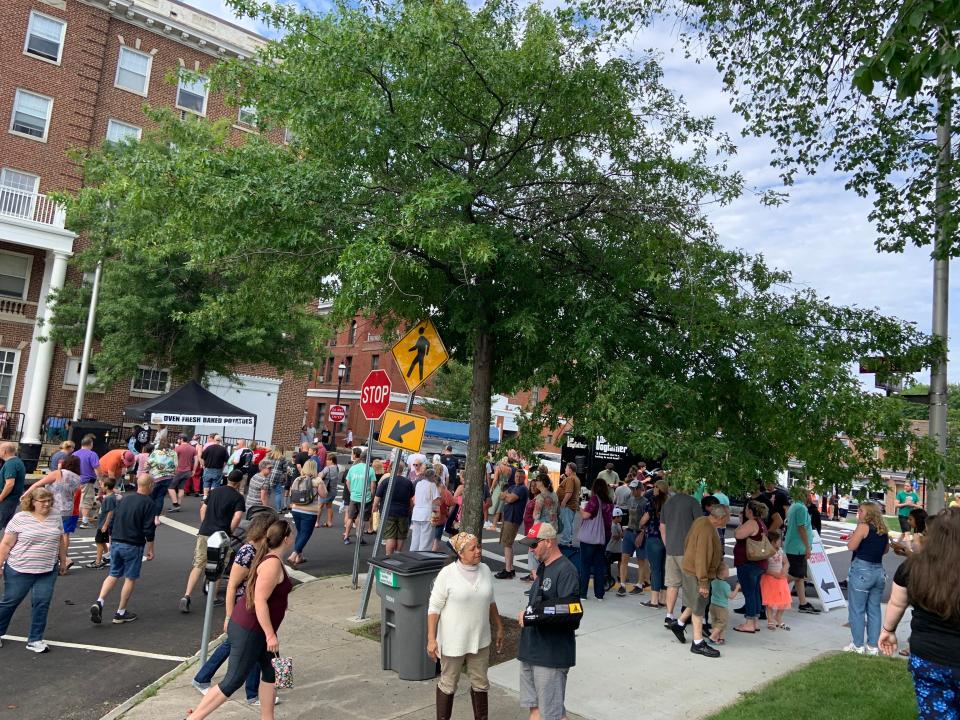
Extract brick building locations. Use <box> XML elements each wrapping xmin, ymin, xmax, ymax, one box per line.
<box><xmin>0</xmin><ymin>0</ymin><xmax>306</xmax><ymax>453</ymax></box>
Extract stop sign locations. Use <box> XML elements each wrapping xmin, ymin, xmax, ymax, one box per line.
<box><xmin>328</xmin><ymin>404</ymin><xmax>346</xmax><ymax>423</ymax></box>
<box><xmin>359</xmin><ymin>369</ymin><xmax>392</xmax><ymax>421</ymax></box>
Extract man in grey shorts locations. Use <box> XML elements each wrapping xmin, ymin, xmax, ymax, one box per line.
<box><xmin>659</xmin><ymin>485</ymin><xmax>702</xmax><ymax>625</ymax></box>
<box><xmin>517</xmin><ymin>522</ymin><xmax>580</xmax><ymax>720</ymax></box>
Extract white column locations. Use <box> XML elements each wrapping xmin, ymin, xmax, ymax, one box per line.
<box><xmin>21</xmin><ymin>250</ymin><xmax>70</xmax><ymax>445</ymax></box>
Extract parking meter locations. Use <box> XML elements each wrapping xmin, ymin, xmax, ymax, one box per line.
<box><xmin>204</xmin><ymin>531</ymin><xmax>230</xmax><ymax>582</ymax></box>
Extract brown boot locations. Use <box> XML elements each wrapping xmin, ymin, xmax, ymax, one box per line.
<box><xmin>470</xmin><ymin>689</ymin><xmax>488</xmax><ymax>720</ymax></box>
<box><xmin>436</xmin><ymin>686</ymin><xmax>454</xmax><ymax>720</ymax></box>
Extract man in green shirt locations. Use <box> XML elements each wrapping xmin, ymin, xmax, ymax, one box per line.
<box><xmin>784</xmin><ymin>500</ymin><xmax>819</xmax><ymax>614</ymax></box>
<box><xmin>896</xmin><ymin>486</ymin><xmax>920</xmax><ymax>533</ymax></box>
<box><xmin>343</xmin><ymin>447</ymin><xmax>376</xmax><ymax>545</ymax></box>
<box><xmin>596</xmin><ymin>463</ymin><xmax>620</xmax><ymax>488</ymax></box>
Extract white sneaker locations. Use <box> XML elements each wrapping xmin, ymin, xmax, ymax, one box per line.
<box><xmin>842</xmin><ymin>643</ymin><xmax>864</xmax><ymax>654</ymax></box>
<box><xmin>25</xmin><ymin>640</ymin><xmax>50</xmax><ymax>653</ymax></box>
<box><xmin>864</xmin><ymin>645</ymin><xmax>880</xmax><ymax>656</ymax></box>
<box><xmin>483</xmin><ymin>521</ymin><xmax>494</xmax><ymax>530</ymax></box>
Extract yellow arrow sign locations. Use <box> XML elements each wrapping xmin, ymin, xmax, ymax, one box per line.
<box><xmin>378</xmin><ymin>409</ymin><xmax>427</xmax><ymax>453</ymax></box>
<box><xmin>390</xmin><ymin>319</ymin><xmax>449</xmax><ymax>392</ymax></box>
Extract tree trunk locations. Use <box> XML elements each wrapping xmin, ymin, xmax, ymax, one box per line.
<box><xmin>461</xmin><ymin>328</ymin><xmax>494</xmax><ymax>536</ymax></box>
<box><xmin>191</xmin><ymin>360</ymin><xmax>206</xmax><ymax>383</ymax></box>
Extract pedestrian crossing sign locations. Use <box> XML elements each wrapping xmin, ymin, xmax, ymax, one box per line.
<box><xmin>390</xmin><ymin>319</ymin><xmax>449</xmax><ymax>392</ymax></box>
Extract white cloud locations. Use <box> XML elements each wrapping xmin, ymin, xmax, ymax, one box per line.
<box><xmin>182</xmin><ymin>0</ymin><xmax>958</xmax><ymax>382</ymax></box>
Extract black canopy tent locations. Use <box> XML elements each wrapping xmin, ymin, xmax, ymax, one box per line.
<box><xmin>123</xmin><ymin>379</ymin><xmax>258</xmax><ymax>440</ymax></box>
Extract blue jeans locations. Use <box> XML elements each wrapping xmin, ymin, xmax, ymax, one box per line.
<box><xmin>847</xmin><ymin>558</ymin><xmax>885</xmax><ymax>647</ymax></box>
<box><xmin>736</xmin><ymin>562</ymin><xmax>765</xmax><ymax>619</ymax></box>
<box><xmin>109</xmin><ymin>541</ymin><xmax>144</xmax><ymax>580</ymax></box>
<box><xmin>272</xmin><ymin>483</ymin><xmax>284</xmax><ymax>511</ymax></box>
<box><xmin>645</xmin><ymin>535</ymin><xmax>666</xmax><ymax>592</ymax></box>
<box><xmin>579</xmin><ymin>542</ymin><xmax>606</xmax><ymax>599</ymax></box>
<box><xmin>291</xmin><ymin>510</ymin><xmax>316</xmax><ymax>554</ymax></box>
<box><xmin>0</xmin><ymin>564</ymin><xmax>58</xmax><ymax>642</ymax></box>
<box><xmin>558</xmin><ymin>506</ymin><xmax>575</xmax><ymax>546</ymax></box>
<box><xmin>150</xmin><ymin>478</ymin><xmax>171</xmax><ymax>516</ymax></box>
<box><xmin>194</xmin><ymin>639</ymin><xmax>260</xmax><ymax>701</ymax></box>
<box><xmin>202</xmin><ymin>469</ymin><xmax>223</xmax><ymax>491</ymax></box>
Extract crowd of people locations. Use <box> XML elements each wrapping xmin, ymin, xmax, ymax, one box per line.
<box><xmin>1</xmin><ymin>429</ymin><xmax>959</xmax><ymax>720</ymax></box>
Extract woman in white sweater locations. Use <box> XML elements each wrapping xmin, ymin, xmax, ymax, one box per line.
<box><xmin>427</xmin><ymin>532</ymin><xmax>504</xmax><ymax>720</ymax></box>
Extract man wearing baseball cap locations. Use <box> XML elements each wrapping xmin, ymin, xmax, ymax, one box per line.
<box><xmin>517</xmin><ymin>522</ymin><xmax>579</xmax><ymax>720</ymax></box>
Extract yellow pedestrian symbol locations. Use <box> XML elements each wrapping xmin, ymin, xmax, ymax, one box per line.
<box><xmin>391</xmin><ymin>319</ymin><xmax>448</xmax><ymax>392</ymax></box>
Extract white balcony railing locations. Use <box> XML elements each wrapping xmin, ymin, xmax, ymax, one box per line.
<box><xmin>0</xmin><ymin>187</ymin><xmax>67</xmax><ymax>228</ymax></box>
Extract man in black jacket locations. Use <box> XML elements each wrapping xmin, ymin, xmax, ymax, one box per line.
<box><xmin>90</xmin><ymin>473</ymin><xmax>156</xmax><ymax>625</ymax></box>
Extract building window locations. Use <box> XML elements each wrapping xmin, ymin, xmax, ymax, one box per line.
<box><xmin>324</xmin><ymin>357</ymin><xmax>334</xmax><ymax>383</ymax></box>
<box><xmin>0</xmin><ymin>251</ymin><xmax>32</xmax><ymax>300</ymax></box>
<box><xmin>343</xmin><ymin>356</ymin><xmax>353</xmax><ymax>383</ymax></box>
<box><xmin>348</xmin><ymin>320</ymin><xmax>357</xmax><ymax>344</ymax></box>
<box><xmin>131</xmin><ymin>367</ymin><xmax>169</xmax><ymax>394</ymax></box>
<box><xmin>0</xmin><ymin>349</ymin><xmax>17</xmax><ymax>407</ymax></box>
<box><xmin>106</xmin><ymin>119</ymin><xmax>142</xmax><ymax>144</ymax></box>
<box><xmin>237</xmin><ymin>105</ymin><xmax>257</xmax><ymax>127</ymax></box>
<box><xmin>115</xmin><ymin>47</ymin><xmax>151</xmax><ymax>95</ymax></box>
<box><xmin>64</xmin><ymin>358</ymin><xmax>99</xmax><ymax>388</ymax></box>
<box><xmin>314</xmin><ymin>403</ymin><xmax>326</xmax><ymax>427</ymax></box>
<box><xmin>0</xmin><ymin>168</ymin><xmax>40</xmax><ymax>219</ymax></box>
<box><xmin>24</xmin><ymin>11</ymin><xmax>66</xmax><ymax>64</ymax></box>
<box><xmin>176</xmin><ymin>71</ymin><xmax>208</xmax><ymax>116</ymax></box>
<box><xmin>10</xmin><ymin>89</ymin><xmax>53</xmax><ymax>141</ymax></box>
<box><xmin>371</xmin><ymin>354</ymin><xmax>379</xmax><ymax>370</ymax></box>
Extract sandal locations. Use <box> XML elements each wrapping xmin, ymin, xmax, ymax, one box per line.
<box><xmin>767</xmin><ymin>622</ymin><xmax>777</xmax><ymax>630</ymax></box>
<box><xmin>777</xmin><ymin>623</ymin><xmax>791</xmax><ymax>631</ymax></box>
<box><xmin>733</xmin><ymin>625</ymin><xmax>757</xmax><ymax>634</ymax></box>
<box><xmin>640</xmin><ymin>601</ymin><xmax>658</xmax><ymax>608</ymax></box>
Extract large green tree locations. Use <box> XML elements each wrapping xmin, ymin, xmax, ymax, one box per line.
<box><xmin>51</xmin><ymin>112</ymin><xmax>325</xmax><ymax>387</ymax></box>
<box><xmin>69</xmin><ymin>0</ymin><xmax>934</xmax><ymax>534</ymax></box>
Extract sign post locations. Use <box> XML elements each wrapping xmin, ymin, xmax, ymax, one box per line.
<box><xmin>350</xmin><ymin>370</ymin><xmax>393</xmax><ymax>589</ymax></box>
<box><xmin>357</xmin><ymin>319</ymin><xmax>448</xmax><ymax>619</ymax></box>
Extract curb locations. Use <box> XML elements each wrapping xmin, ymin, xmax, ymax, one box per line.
<box><xmin>98</xmin><ymin>636</ymin><xmax>224</xmax><ymax>720</ymax></box>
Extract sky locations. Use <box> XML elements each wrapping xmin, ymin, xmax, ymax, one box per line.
<box><xmin>188</xmin><ymin>0</ymin><xmax>958</xmax><ymax>385</ymax></box>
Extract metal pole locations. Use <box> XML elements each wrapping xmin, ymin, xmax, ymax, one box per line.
<box><xmin>72</xmin><ymin>261</ymin><xmax>103</xmax><ymax>421</ymax></box>
<box><xmin>199</xmin><ymin>579</ymin><xmax>215</xmax><ymax>664</ymax></box>
<box><xmin>928</xmin><ymin>69</ymin><xmax>951</xmax><ymax>515</ymax></box>
<box><xmin>357</xmin><ymin>391</ymin><xmax>416</xmax><ymax>619</ymax></box>
<box><xmin>351</xmin><ymin>419</ymin><xmax>376</xmax><ymax>588</ymax></box>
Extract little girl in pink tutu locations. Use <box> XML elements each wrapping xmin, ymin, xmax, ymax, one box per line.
<box><xmin>760</xmin><ymin>530</ymin><xmax>792</xmax><ymax>630</ymax></box>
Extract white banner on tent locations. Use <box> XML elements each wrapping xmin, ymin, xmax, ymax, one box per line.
<box><xmin>150</xmin><ymin>413</ymin><xmax>254</xmax><ymax>426</ymax></box>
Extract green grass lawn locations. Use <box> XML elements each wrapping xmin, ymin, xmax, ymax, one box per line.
<box><xmin>843</xmin><ymin>515</ymin><xmax>902</xmax><ymax>533</ymax></box>
<box><xmin>706</xmin><ymin>653</ymin><xmax>916</xmax><ymax>720</ymax></box>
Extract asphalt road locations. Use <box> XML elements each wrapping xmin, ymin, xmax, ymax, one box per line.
<box><xmin>1</xmin><ymin>492</ymin><xmax>904</xmax><ymax>720</ymax></box>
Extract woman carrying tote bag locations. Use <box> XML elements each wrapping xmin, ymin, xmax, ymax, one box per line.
<box><xmin>578</xmin><ymin>478</ymin><xmax>614</xmax><ymax>600</ymax></box>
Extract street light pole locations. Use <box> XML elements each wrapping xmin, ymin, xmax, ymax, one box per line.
<box><xmin>927</xmin><ymin>66</ymin><xmax>951</xmax><ymax>515</ymax></box>
<box><xmin>331</xmin><ymin>361</ymin><xmax>347</xmax><ymax>449</ymax></box>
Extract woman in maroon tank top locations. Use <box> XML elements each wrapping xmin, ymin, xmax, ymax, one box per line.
<box><xmin>188</xmin><ymin>519</ymin><xmax>294</xmax><ymax>720</ymax></box>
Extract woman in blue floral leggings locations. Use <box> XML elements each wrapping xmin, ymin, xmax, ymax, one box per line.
<box><xmin>879</xmin><ymin>508</ymin><xmax>960</xmax><ymax>719</ymax></box>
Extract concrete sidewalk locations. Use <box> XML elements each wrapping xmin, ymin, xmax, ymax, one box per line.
<box><xmin>104</xmin><ymin>568</ymin><xmax>883</xmax><ymax>720</ymax></box>
<box><xmin>105</xmin><ymin>575</ymin><xmax>585</xmax><ymax>720</ymax></box>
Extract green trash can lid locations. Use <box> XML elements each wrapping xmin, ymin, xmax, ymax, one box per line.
<box><xmin>369</xmin><ymin>551</ymin><xmax>449</xmax><ymax>575</ymax></box>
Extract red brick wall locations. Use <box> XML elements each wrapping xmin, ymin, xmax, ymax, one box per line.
<box><xmin>0</xmin><ymin>0</ymin><xmax>290</xmax><ymax>436</ymax></box>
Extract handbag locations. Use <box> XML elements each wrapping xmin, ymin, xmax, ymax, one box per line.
<box><xmin>271</xmin><ymin>653</ymin><xmax>294</xmax><ymax>689</ymax></box>
<box><xmin>577</xmin><ymin>504</ymin><xmax>606</xmax><ymax>545</ymax></box>
<box><xmin>746</xmin><ymin>521</ymin><xmax>775</xmax><ymax>562</ymax></box>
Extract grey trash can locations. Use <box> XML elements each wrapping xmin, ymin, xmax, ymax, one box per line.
<box><xmin>368</xmin><ymin>550</ymin><xmax>449</xmax><ymax>680</ymax></box>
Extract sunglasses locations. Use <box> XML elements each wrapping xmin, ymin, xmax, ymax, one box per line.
<box><xmin>528</xmin><ymin>540</ymin><xmax>540</xmax><ymax>549</ymax></box>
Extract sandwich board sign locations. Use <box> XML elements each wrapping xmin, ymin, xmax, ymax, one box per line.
<box><xmin>807</xmin><ymin>530</ymin><xmax>847</xmax><ymax>612</ymax></box>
